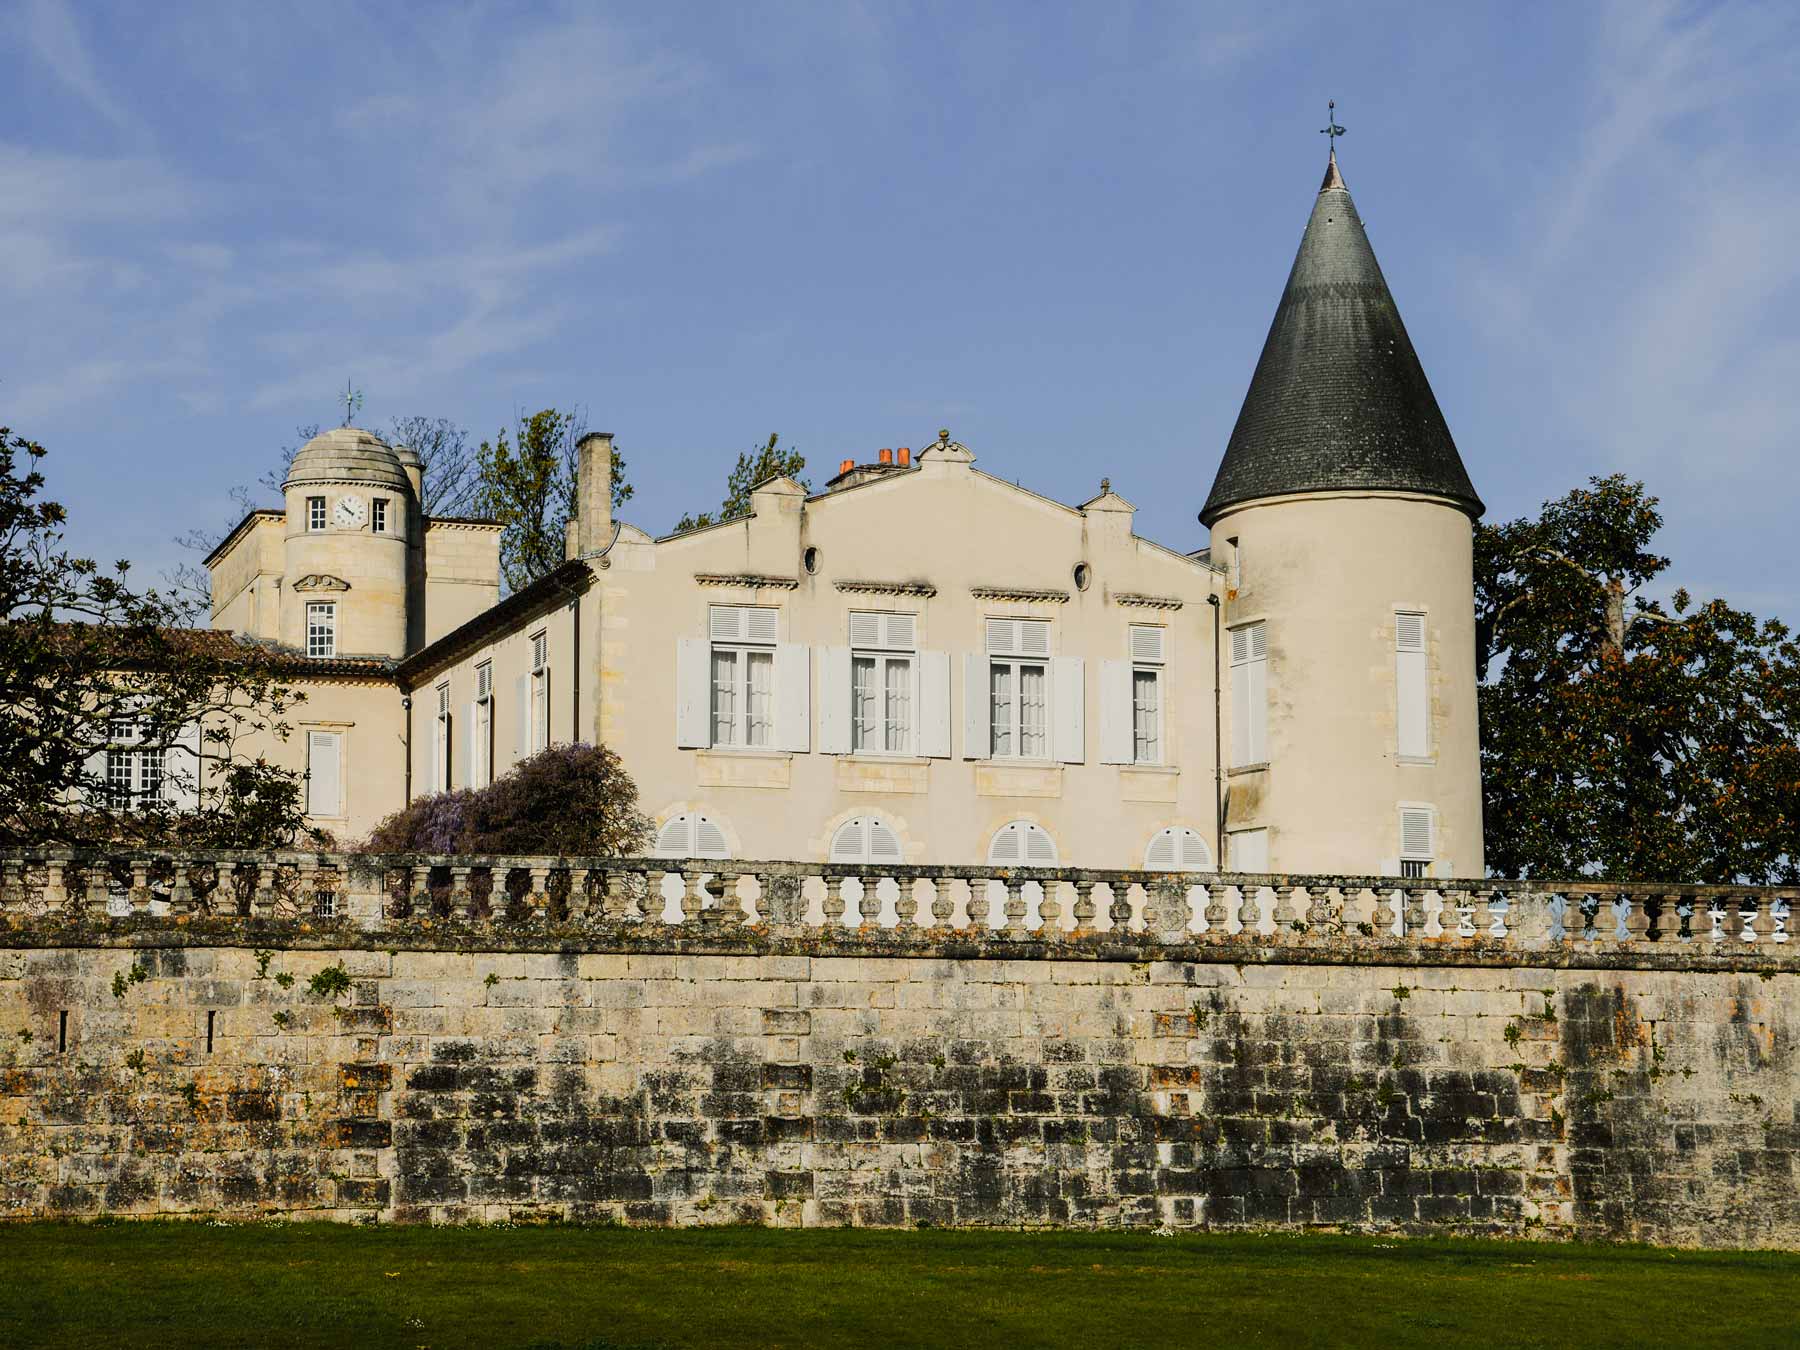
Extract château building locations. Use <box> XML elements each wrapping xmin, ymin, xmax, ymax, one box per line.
<box><xmin>202</xmin><ymin>150</ymin><xmax>1485</xmax><ymax>877</ymax></box>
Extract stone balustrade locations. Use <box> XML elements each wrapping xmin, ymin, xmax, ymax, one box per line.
<box><xmin>0</xmin><ymin>849</ymin><xmax>1794</xmax><ymax>968</ymax></box>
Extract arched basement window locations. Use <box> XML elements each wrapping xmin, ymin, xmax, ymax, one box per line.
<box><xmin>654</xmin><ymin>812</ymin><xmax>730</xmax><ymax>859</ymax></box>
<box><xmin>1145</xmin><ymin>826</ymin><xmax>1214</xmax><ymax>871</ymax></box>
<box><xmin>987</xmin><ymin>820</ymin><xmax>1058</xmax><ymax>867</ymax></box>
<box><xmin>829</xmin><ymin>816</ymin><xmax>903</xmax><ymax>864</ymax></box>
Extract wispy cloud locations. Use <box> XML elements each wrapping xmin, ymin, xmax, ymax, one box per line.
<box><xmin>13</xmin><ymin>0</ymin><xmax>135</xmax><ymax>132</ymax></box>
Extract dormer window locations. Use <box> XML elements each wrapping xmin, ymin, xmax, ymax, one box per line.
<box><xmin>307</xmin><ymin>496</ymin><xmax>327</xmax><ymax>532</ymax></box>
<box><xmin>371</xmin><ymin>498</ymin><xmax>388</xmax><ymax>533</ymax></box>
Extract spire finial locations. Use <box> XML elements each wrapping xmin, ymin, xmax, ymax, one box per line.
<box><xmin>341</xmin><ymin>378</ymin><xmax>363</xmax><ymax>427</ymax></box>
<box><xmin>1319</xmin><ymin>99</ymin><xmax>1345</xmax><ymax>151</ymax></box>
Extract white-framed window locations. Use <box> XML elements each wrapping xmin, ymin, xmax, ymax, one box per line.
<box><xmin>987</xmin><ymin>819</ymin><xmax>1058</xmax><ymax>866</ymax></box>
<box><xmin>829</xmin><ymin>815</ymin><xmax>904</xmax><ymax>864</ymax></box>
<box><xmin>529</xmin><ymin>631</ymin><xmax>549</xmax><ymax>753</ymax></box>
<box><xmin>306</xmin><ymin>730</ymin><xmax>342</xmax><ymax>818</ymax></box>
<box><xmin>1396</xmin><ymin>609</ymin><xmax>1430</xmax><ymax>759</ymax></box>
<box><xmin>849</xmin><ymin>611</ymin><xmax>915</xmax><ymax>755</ymax></box>
<box><xmin>1227</xmin><ymin>827</ymin><xmax>1268</xmax><ymax>873</ymax></box>
<box><xmin>986</xmin><ymin>618</ymin><xmax>1051</xmax><ymax>759</ymax></box>
<box><xmin>1399</xmin><ymin>805</ymin><xmax>1436</xmax><ymax>878</ymax></box>
<box><xmin>372</xmin><ymin>497</ymin><xmax>389</xmax><ymax>533</ymax></box>
<box><xmin>654</xmin><ymin>811</ymin><xmax>730</xmax><ymax>859</ymax></box>
<box><xmin>709</xmin><ymin>606</ymin><xmax>777</xmax><ymax>749</ymax></box>
<box><xmin>1145</xmin><ymin>826</ymin><xmax>1213</xmax><ymax>871</ymax></box>
<box><xmin>473</xmin><ymin>660</ymin><xmax>493</xmax><ymax>788</ymax></box>
<box><xmin>306</xmin><ymin>495</ymin><xmax>327</xmax><ymax>531</ymax></box>
<box><xmin>1129</xmin><ymin>625</ymin><xmax>1165</xmax><ymax>765</ymax></box>
<box><xmin>1229</xmin><ymin>621</ymin><xmax>1267</xmax><ymax>767</ymax></box>
<box><xmin>102</xmin><ymin>720</ymin><xmax>165</xmax><ymax>811</ymax></box>
<box><xmin>305</xmin><ymin>602</ymin><xmax>336</xmax><ymax>658</ymax></box>
<box><xmin>432</xmin><ymin>683</ymin><xmax>451</xmax><ymax>793</ymax></box>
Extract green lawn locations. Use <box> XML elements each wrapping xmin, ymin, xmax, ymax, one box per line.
<box><xmin>2</xmin><ymin>1223</ymin><xmax>1795</xmax><ymax>1349</ymax></box>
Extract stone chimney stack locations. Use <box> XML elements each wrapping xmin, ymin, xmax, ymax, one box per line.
<box><xmin>576</xmin><ymin>432</ymin><xmax>614</xmax><ymax>554</ymax></box>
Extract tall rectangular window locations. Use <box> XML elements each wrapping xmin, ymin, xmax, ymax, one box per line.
<box><xmin>102</xmin><ymin>720</ymin><xmax>164</xmax><ymax>810</ymax></box>
<box><xmin>306</xmin><ymin>602</ymin><xmax>336</xmax><ymax>658</ymax></box>
<box><xmin>371</xmin><ymin>498</ymin><xmax>388</xmax><ymax>533</ymax></box>
<box><xmin>307</xmin><ymin>496</ymin><xmax>327</xmax><ymax>531</ymax></box>
<box><xmin>529</xmin><ymin>631</ymin><xmax>549</xmax><ymax>752</ymax></box>
<box><xmin>1396</xmin><ymin>610</ymin><xmax>1429</xmax><ymax>759</ymax></box>
<box><xmin>708</xmin><ymin>605</ymin><xmax>777</xmax><ymax>748</ymax></box>
<box><xmin>1229</xmin><ymin>621</ymin><xmax>1267</xmax><ymax>767</ymax></box>
<box><xmin>986</xmin><ymin>618</ymin><xmax>1050</xmax><ymax>759</ymax></box>
<box><xmin>473</xmin><ymin>660</ymin><xmax>493</xmax><ymax>788</ymax></box>
<box><xmin>1129</xmin><ymin>625</ymin><xmax>1165</xmax><ymax>765</ymax></box>
<box><xmin>849</xmin><ymin>611</ymin><xmax>915</xmax><ymax>754</ymax></box>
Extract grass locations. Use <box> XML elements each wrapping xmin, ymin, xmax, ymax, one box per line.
<box><xmin>2</xmin><ymin>1223</ymin><xmax>1797</xmax><ymax>1349</ymax></box>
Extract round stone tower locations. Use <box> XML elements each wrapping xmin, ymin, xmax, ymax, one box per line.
<box><xmin>1201</xmin><ymin>150</ymin><xmax>1485</xmax><ymax>878</ymax></box>
<box><xmin>281</xmin><ymin>427</ymin><xmax>414</xmax><ymax>660</ymax></box>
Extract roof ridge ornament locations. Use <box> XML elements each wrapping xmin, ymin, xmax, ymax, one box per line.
<box><xmin>1319</xmin><ymin>100</ymin><xmax>1347</xmax><ymax>193</ymax></box>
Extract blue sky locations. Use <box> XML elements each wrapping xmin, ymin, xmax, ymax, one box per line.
<box><xmin>6</xmin><ymin>1</ymin><xmax>1797</xmax><ymax>622</ymax></box>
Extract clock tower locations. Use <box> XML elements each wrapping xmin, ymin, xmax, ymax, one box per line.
<box><xmin>280</xmin><ymin>426</ymin><xmax>414</xmax><ymax>660</ymax></box>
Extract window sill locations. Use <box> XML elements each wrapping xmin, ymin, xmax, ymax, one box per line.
<box><xmin>1227</xmin><ymin>762</ymin><xmax>1269</xmax><ymax>777</ymax></box>
<box><xmin>1118</xmin><ymin>763</ymin><xmax>1179</xmax><ymax>776</ymax></box>
<box><xmin>843</xmin><ymin>754</ymin><xmax>930</xmax><ymax>767</ymax></box>
<box><xmin>699</xmin><ymin>748</ymin><xmax>793</xmax><ymax>759</ymax></box>
<box><xmin>1397</xmin><ymin>755</ymin><xmax>1437</xmax><ymax>767</ymax></box>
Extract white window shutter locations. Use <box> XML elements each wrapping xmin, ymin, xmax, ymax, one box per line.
<box><xmin>695</xmin><ymin>816</ymin><xmax>729</xmax><ymax>857</ymax></box>
<box><xmin>829</xmin><ymin>819</ymin><xmax>865</xmax><ymax>862</ymax></box>
<box><xmin>817</xmin><ymin>646</ymin><xmax>852</xmax><ymax>754</ymax></box>
<box><xmin>1146</xmin><ymin>829</ymin><xmax>1178</xmax><ymax>869</ymax></box>
<box><xmin>1099</xmin><ymin>660</ymin><xmax>1132</xmax><ymax>764</ymax></box>
<box><xmin>987</xmin><ymin>823</ymin><xmax>1022</xmax><ymax>865</ymax></box>
<box><xmin>1230</xmin><ymin>661</ymin><xmax>1251</xmax><ymax>767</ymax></box>
<box><xmin>655</xmin><ymin>815</ymin><xmax>693</xmax><ymax>855</ymax></box>
<box><xmin>306</xmin><ymin>731</ymin><xmax>340</xmax><ymax>818</ymax></box>
<box><xmin>166</xmin><ymin>721</ymin><xmax>201</xmax><ymax>810</ymax></box>
<box><xmin>1229</xmin><ymin>828</ymin><xmax>1268</xmax><ymax>872</ymax></box>
<box><xmin>514</xmin><ymin>674</ymin><xmax>530</xmax><ymax>758</ymax></box>
<box><xmin>848</xmin><ymin>611</ymin><xmax>881</xmax><ymax>647</ymax></box>
<box><xmin>1400</xmin><ymin>806</ymin><xmax>1435</xmax><ymax>858</ymax></box>
<box><xmin>962</xmin><ymin>652</ymin><xmax>989</xmax><ymax>760</ymax></box>
<box><xmin>1247</xmin><ymin>656</ymin><xmax>1267</xmax><ymax>763</ymax></box>
<box><xmin>916</xmin><ymin>651</ymin><xmax>951</xmax><ymax>758</ymax></box>
<box><xmin>1024</xmin><ymin>824</ymin><xmax>1057</xmax><ymax>865</ymax></box>
<box><xmin>675</xmin><ymin>637</ymin><xmax>710</xmax><ymax>748</ymax></box>
<box><xmin>461</xmin><ymin>704</ymin><xmax>474</xmax><ymax>788</ymax></box>
<box><xmin>1396</xmin><ymin>614</ymin><xmax>1429</xmax><ymax>758</ymax></box>
<box><xmin>869</xmin><ymin>819</ymin><xmax>902</xmax><ymax>862</ymax></box>
<box><xmin>774</xmin><ymin>643</ymin><xmax>811</xmax><ymax>752</ymax></box>
<box><xmin>1052</xmin><ymin>656</ymin><xmax>1084</xmax><ymax>764</ymax></box>
<box><xmin>1129</xmin><ymin>625</ymin><xmax>1165</xmax><ymax>664</ymax></box>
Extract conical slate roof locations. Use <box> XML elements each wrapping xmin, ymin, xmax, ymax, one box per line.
<box><xmin>1200</xmin><ymin>151</ymin><xmax>1482</xmax><ymax>526</ymax></box>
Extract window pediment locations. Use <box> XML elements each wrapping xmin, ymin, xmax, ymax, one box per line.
<box><xmin>293</xmin><ymin>574</ymin><xmax>351</xmax><ymax>593</ymax></box>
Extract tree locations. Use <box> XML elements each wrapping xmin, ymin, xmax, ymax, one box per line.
<box><xmin>0</xmin><ymin>427</ymin><xmax>316</xmax><ymax>848</ymax></box>
<box><xmin>358</xmin><ymin>743</ymin><xmax>649</xmax><ymax>856</ymax></box>
<box><xmin>474</xmin><ymin>407</ymin><xmax>633</xmax><ymax>592</ymax></box>
<box><xmin>674</xmin><ymin>433</ymin><xmax>807</xmax><ymax>532</ymax></box>
<box><xmin>1476</xmin><ymin>474</ymin><xmax>1800</xmax><ymax>883</ymax></box>
<box><xmin>386</xmin><ymin>415</ymin><xmax>476</xmax><ymax>517</ymax></box>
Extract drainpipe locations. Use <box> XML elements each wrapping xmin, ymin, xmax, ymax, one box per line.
<box><xmin>1206</xmin><ymin>593</ymin><xmax>1223</xmax><ymax>865</ymax></box>
<box><xmin>400</xmin><ymin>693</ymin><xmax>413</xmax><ymax>804</ymax></box>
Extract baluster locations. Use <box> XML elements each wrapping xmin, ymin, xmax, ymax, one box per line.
<box><xmin>720</xmin><ymin>871</ymin><xmax>746</xmax><ymax>927</ymax></box>
<box><xmin>168</xmin><ymin>860</ymin><xmax>194</xmax><ymax>918</ymax></box>
<box><xmin>447</xmin><ymin>865</ymin><xmax>472</xmax><ymax>922</ymax></box>
<box><xmin>1272</xmin><ymin>884</ymin><xmax>1297</xmax><ymax>937</ymax></box>
<box><xmin>1771</xmin><ymin>896</ymin><xmax>1792</xmax><ymax>945</ymax></box>
<box><xmin>890</xmin><ymin>876</ymin><xmax>916</xmax><ymax>933</ymax></box>
<box><xmin>254</xmin><ymin>862</ymin><xmax>279</xmax><ymax>920</ymax></box>
<box><xmin>296</xmin><ymin>858</ymin><xmax>318</xmax><ymax>920</ymax></box>
<box><xmin>599</xmin><ymin>868</ymin><xmax>628</xmax><ymax>922</ymax></box>
<box><xmin>1737</xmin><ymin>895</ymin><xmax>1759</xmax><ymax>944</ymax></box>
<box><xmin>1307</xmin><ymin>883</ymin><xmax>1336</xmax><ymax>935</ymax></box>
<box><xmin>1202</xmin><ymin>883</ymin><xmax>1228</xmax><ymax>936</ymax></box>
<box><xmin>1401</xmin><ymin>886</ymin><xmax>1428</xmax><ymax>939</ymax></box>
<box><xmin>929</xmin><ymin>875</ymin><xmax>956</xmax><ymax>930</ymax></box>
<box><xmin>966</xmin><ymin>877</ymin><xmax>991</xmax><ymax>931</ymax></box>
<box><xmin>525</xmin><ymin>865</ymin><xmax>549</xmax><ymax>925</ymax></box>
<box><xmin>639</xmin><ymin>868</ymin><xmax>664</xmax><ymax>923</ymax></box>
<box><xmin>1106</xmin><ymin>881</ymin><xmax>1131</xmax><ymax>934</ymax></box>
<box><xmin>822</xmin><ymin>875</ymin><xmax>846</xmax><ymax>928</ymax></box>
<box><xmin>563</xmin><ymin>867</ymin><xmax>589</xmax><ymax>922</ymax></box>
<box><xmin>1452</xmin><ymin>888</ymin><xmax>1478</xmax><ymax>939</ymax></box>
<box><xmin>85</xmin><ymin>862</ymin><xmax>112</xmax><ymax>920</ymax></box>
<box><xmin>674</xmin><ymin>869</ymin><xmax>699</xmax><ymax>925</ymax></box>
<box><xmin>1482</xmin><ymin>889</ymin><xmax>1510</xmax><ymax>941</ymax></box>
<box><xmin>1642</xmin><ymin>892</ymin><xmax>1665</xmax><ymax>942</ymax></box>
<box><xmin>1003</xmin><ymin>878</ymin><xmax>1027</xmax><ymax>935</ymax></box>
<box><xmin>44</xmin><ymin>859</ymin><xmax>68</xmax><ymax>914</ymax></box>
<box><xmin>1038</xmin><ymin>879</ymin><xmax>1062</xmax><ymax>935</ymax></box>
<box><xmin>851</xmin><ymin>875</ymin><xmax>874</xmax><ymax>929</ymax></box>
<box><xmin>1706</xmin><ymin>897</ymin><xmax>1727</xmax><ymax>944</ymax></box>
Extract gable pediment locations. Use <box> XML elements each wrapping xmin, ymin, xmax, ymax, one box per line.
<box><xmin>293</xmin><ymin>574</ymin><xmax>351</xmax><ymax>593</ymax></box>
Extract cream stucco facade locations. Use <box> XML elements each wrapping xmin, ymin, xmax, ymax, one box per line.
<box><xmin>200</xmin><ymin>155</ymin><xmax>1488</xmax><ymax>872</ymax></box>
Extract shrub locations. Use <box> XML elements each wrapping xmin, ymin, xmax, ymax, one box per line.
<box><xmin>358</xmin><ymin>743</ymin><xmax>649</xmax><ymax>857</ymax></box>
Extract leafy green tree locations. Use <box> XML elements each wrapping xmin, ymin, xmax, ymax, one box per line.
<box><xmin>475</xmin><ymin>408</ymin><xmax>634</xmax><ymax>591</ymax></box>
<box><xmin>675</xmin><ymin>433</ymin><xmax>807</xmax><ymax>532</ymax></box>
<box><xmin>1477</xmin><ymin>474</ymin><xmax>1799</xmax><ymax>883</ymax></box>
<box><xmin>0</xmin><ymin>427</ymin><xmax>315</xmax><ymax>848</ymax></box>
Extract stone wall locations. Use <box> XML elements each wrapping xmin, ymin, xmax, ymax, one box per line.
<box><xmin>3</xmin><ymin>936</ymin><xmax>1795</xmax><ymax>1246</ymax></box>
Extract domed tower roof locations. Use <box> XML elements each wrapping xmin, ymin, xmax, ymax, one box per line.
<box><xmin>1200</xmin><ymin>150</ymin><xmax>1483</xmax><ymax>527</ymax></box>
<box><xmin>284</xmin><ymin>426</ymin><xmax>410</xmax><ymax>492</ymax></box>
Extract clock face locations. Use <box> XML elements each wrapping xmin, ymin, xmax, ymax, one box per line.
<box><xmin>334</xmin><ymin>495</ymin><xmax>368</xmax><ymax>528</ymax></box>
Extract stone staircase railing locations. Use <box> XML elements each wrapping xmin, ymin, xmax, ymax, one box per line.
<box><xmin>0</xmin><ymin>849</ymin><xmax>1795</xmax><ymax>964</ymax></box>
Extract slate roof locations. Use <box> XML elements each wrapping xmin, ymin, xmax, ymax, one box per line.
<box><xmin>1200</xmin><ymin>151</ymin><xmax>1483</xmax><ymax>526</ymax></box>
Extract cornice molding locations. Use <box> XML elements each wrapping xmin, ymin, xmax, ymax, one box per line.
<box><xmin>694</xmin><ymin>572</ymin><xmax>800</xmax><ymax>591</ymax></box>
<box><xmin>1111</xmin><ymin>592</ymin><xmax>1184</xmax><ymax>610</ymax></box>
<box><xmin>834</xmin><ymin>579</ymin><xmax>938</xmax><ymax>598</ymax></box>
<box><xmin>970</xmin><ymin>585</ymin><xmax>1069</xmax><ymax>604</ymax></box>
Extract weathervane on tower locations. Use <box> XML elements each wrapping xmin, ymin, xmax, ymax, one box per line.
<box><xmin>341</xmin><ymin>379</ymin><xmax>363</xmax><ymax>427</ymax></box>
<box><xmin>1320</xmin><ymin>100</ymin><xmax>1345</xmax><ymax>151</ymax></box>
